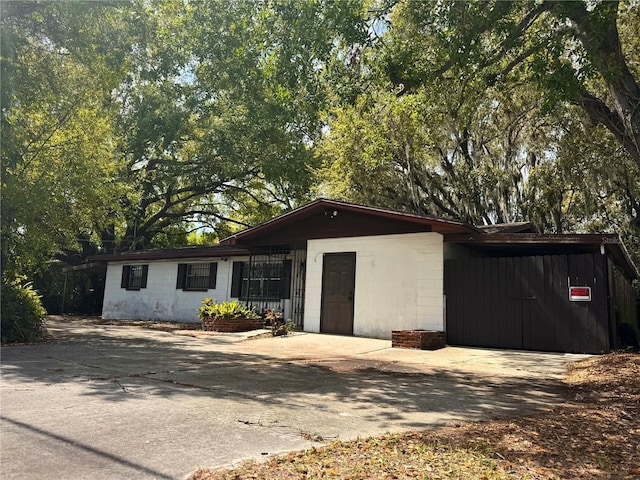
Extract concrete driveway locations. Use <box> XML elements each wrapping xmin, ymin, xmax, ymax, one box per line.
<box><xmin>1</xmin><ymin>319</ymin><xmax>588</xmax><ymax>480</ymax></box>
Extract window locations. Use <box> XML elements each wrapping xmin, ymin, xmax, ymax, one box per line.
<box><xmin>231</xmin><ymin>260</ymin><xmax>291</xmax><ymax>300</ymax></box>
<box><xmin>176</xmin><ymin>263</ymin><xmax>217</xmax><ymax>291</ymax></box>
<box><xmin>243</xmin><ymin>262</ymin><xmax>281</xmax><ymax>300</ymax></box>
<box><xmin>120</xmin><ymin>265</ymin><xmax>148</xmax><ymax>290</ymax></box>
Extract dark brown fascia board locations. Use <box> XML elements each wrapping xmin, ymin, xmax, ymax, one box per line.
<box><xmin>221</xmin><ymin>198</ymin><xmax>480</xmax><ymax>245</ymax></box>
<box><xmin>61</xmin><ymin>262</ymin><xmax>106</xmax><ymax>273</ymax></box>
<box><xmin>88</xmin><ymin>246</ymin><xmax>250</xmax><ymax>263</ymax></box>
<box><xmin>445</xmin><ymin>232</ymin><xmax>639</xmax><ymax>279</ymax></box>
<box><xmin>444</xmin><ymin>232</ymin><xmax>620</xmax><ymax>244</ymax></box>
<box><xmin>476</xmin><ymin>222</ymin><xmax>540</xmax><ymax>234</ymax></box>
<box><xmin>313</xmin><ymin>199</ymin><xmax>480</xmax><ymax>231</ymax></box>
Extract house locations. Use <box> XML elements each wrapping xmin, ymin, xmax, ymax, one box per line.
<box><xmin>94</xmin><ymin>199</ymin><xmax>638</xmax><ymax>354</ymax></box>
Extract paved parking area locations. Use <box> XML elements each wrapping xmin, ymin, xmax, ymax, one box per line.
<box><xmin>1</xmin><ymin>319</ymin><xmax>588</xmax><ymax>479</ymax></box>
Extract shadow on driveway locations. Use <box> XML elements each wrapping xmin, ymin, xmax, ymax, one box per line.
<box><xmin>3</xmin><ymin>320</ymin><xmax>576</xmax><ymax>429</ymax></box>
<box><xmin>0</xmin><ymin>319</ymin><xmax>577</xmax><ymax>479</ymax></box>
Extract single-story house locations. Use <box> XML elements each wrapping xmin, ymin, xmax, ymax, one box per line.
<box><xmin>93</xmin><ymin>199</ymin><xmax>638</xmax><ymax>354</ymax></box>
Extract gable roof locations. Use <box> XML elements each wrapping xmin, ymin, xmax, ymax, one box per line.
<box><xmin>87</xmin><ymin>199</ymin><xmax>637</xmax><ymax>280</ymax></box>
<box><xmin>220</xmin><ymin>198</ymin><xmax>480</xmax><ymax>247</ymax></box>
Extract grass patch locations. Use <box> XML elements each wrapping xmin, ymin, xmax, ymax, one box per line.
<box><xmin>190</xmin><ymin>353</ymin><xmax>640</xmax><ymax>480</ymax></box>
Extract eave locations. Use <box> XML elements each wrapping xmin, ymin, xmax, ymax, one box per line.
<box><xmin>445</xmin><ymin>233</ymin><xmax>639</xmax><ymax>280</ymax></box>
<box><xmin>221</xmin><ymin>198</ymin><xmax>480</xmax><ymax>247</ymax></box>
<box><xmin>88</xmin><ymin>245</ymin><xmax>250</xmax><ymax>263</ymax></box>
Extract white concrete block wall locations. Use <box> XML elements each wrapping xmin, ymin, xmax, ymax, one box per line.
<box><xmin>303</xmin><ymin>232</ymin><xmax>444</xmax><ymax>339</ymax></box>
<box><xmin>101</xmin><ymin>254</ymin><xmax>297</xmax><ymax>322</ymax></box>
<box><xmin>102</xmin><ymin>257</ymin><xmax>245</xmax><ymax>322</ymax></box>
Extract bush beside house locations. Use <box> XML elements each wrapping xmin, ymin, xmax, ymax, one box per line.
<box><xmin>1</xmin><ymin>278</ymin><xmax>46</xmax><ymax>343</ymax></box>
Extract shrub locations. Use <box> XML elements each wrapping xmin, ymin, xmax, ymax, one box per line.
<box><xmin>271</xmin><ymin>319</ymin><xmax>296</xmax><ymax>337</ymax></box>
<box><xmin>1</xmin><ymin>277</ymin><xmax>46</xmax><ymax>343</ymax></box>
<box><xmin>263</xmin><ymin>308</ymin><xmax>282</xmax><ymax>325</ymax></box>
<box><xmin>198</xmin><ymin>298</ymin><xmax>259</xmax><ymax>321</ymax></box>
<box><xmin>265</xmin><ymin>309</ymin><xmax>295</xmax><ymax>337</ymax></box>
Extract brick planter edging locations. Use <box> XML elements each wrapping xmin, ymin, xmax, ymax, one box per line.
<box><xmin>201</xmin><ymin>317</ymin><xmax>264</xmax><ymax>333</ymax></box>
<box><xmin>392</xmin><ymin>330</ymin><xmax>446</xmax><ymax>350</ymax></box>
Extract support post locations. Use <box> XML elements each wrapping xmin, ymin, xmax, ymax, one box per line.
<box><xmin>61</xmin><ymin>272</ymin><xmax>68</xmax><ymax>315</ymax></box>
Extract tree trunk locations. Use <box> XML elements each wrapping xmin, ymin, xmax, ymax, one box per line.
<box><xmin>562</xmin><ymin>1</ymin><xmax>640</xmax><ymax>169</ymax></box>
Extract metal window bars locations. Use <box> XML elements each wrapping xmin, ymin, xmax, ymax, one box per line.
<box><xmin>242</xmin><ymin>246</ymin><xmax>306</xmax><ymax>328</ymax></box>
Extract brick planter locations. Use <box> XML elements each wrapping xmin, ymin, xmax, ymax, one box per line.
<box><xmin>201</xmin><ymin>316</ymin><xmax>264</xmax><ymax>333</ymax></box>
<box><xmin>392</xmin><ymin>330</ymin><xmax>446</xmax><ymax>350</ymax></box>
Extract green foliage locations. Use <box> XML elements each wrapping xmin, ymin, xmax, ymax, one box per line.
<box><xmin>526</xmin><ymin>120</ymin><xmax>640</xmax><ymax>235</ymax></box>
<box><xmin>113</xmin><ymin>0</ymin><xmax>369</xmax><ymax>251</ymax></box>
<box><xmin>4</xmin><ymin>0</ymin><xmax>640</xmax><ymax>296</ymax></box>
<box><xmin>147</xmin><ymin>226</ymin><xmax>192</xmax><ymax>249</ymax></box>
<box><xmin>272</xmin><ymin>319</ymin><xmax>296</xmax><ymax>337</ymax></box>
<box><xmin>379</xmin><ymin>0</ymin><xmax>640</xmax><ymax>168</ymax></box>
<box><xmin>316</xmin><ymin>80</ymin><xmax>556</xmax><ymax>226</ymax></box>
<box><xmin>1</xmin><ymin>1</ymin><xmax>136</xmax><ymax>275</ymax></box>
<box><xmin>186</xmin><ymin>230</ymin><xmax>219</xmax><ymax>246</ymax></box>
<box><xmin>316</xmin><ymin>0</ymin><xmax>640</xmax><ymax>248</ymax></box>
<box><xmin>32</xmin><ymin>264</ymin><xmax>105</xmax><ymax>315</ymax></box>
<box><xmin>198</xmin><ymin>298</ymin><xmax>259</xmax><ymax>321</ymax></box>
<box><xmin>2</xmin><ymin>0</ymin><xmax>369</xmax><ymax>276</ymax></box>
<box><xmin>1</xmin><ymin>277</ymin><xmax>46</xmax><ymax>343</ymax></box>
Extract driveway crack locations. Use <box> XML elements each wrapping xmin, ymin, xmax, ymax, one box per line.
<box><xmin>114</xmin><ymin>379</ymin><xmax>131</xmax><ymax>394</ymax></box>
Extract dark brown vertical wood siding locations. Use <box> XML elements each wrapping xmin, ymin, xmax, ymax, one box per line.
<box><xmin>445</xmin><ymin>253</ymin><xmax>611</xmax><ymax>354</ymax></box>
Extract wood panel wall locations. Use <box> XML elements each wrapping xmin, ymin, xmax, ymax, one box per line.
<box><xmin>444</xmin><ymin>253</ymin><xmax>611</xmax><ymax>354</ymax></box>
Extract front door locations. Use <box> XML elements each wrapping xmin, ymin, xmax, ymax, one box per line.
<box><xmin>320</xmin><ymin>252</ymin><xmax>356</xmax><ymax>335</ymax></box>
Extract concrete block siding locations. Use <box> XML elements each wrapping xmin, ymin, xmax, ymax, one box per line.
<box><xmin>304</xmin><ymin>232</ymin><xmax>444</xmax><ymax>339</ymax></box>
<box><xmin>102</xmin><ymin>255</ymin><xmax>297</xmax><ymax>322</ymax></box>
<box><xmin>101</xmin><ymin>233</ymin><xmax>445</xmax><ymax>335</ymax></box>
<box><xmin>102</xmin><ymin>258</ymin><xmax>242</xmax><ymax>322</ymax></box>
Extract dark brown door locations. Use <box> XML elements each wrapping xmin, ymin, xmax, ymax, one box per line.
<box><xmin>321</xmin><ymin>252</ymin><xmax>356</xmax><ymax>335</ymax></box>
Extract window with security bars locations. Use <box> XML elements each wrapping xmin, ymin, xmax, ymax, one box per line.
<box><xmin>176</xmin><ymin>263</ymin><xmax>217</xmax><ymax>291</ymax></box>
<box><xmin>241</xmin><ymin>262</ymin><xmax>281</xmax><ymax>300</ymax></box>
<box><xmin>230</xmin><ymin>260</ymin><xmax>292</xmax><ymax>301</ymax></box>
<box><xmin>121</xmin><ymin>265</ymin><xmax>148</xmax><ymax>290</ymax></box>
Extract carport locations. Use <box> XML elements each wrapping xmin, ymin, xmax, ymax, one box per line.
<box><xmin>444</xmin><ymin>233</ymin><xmax>638</xmax><ymax>354</ymax></box>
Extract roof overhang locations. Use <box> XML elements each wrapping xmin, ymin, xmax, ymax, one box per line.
<box><xmin>60</xmin><ymin>262</ymin><xmax>107</xmax><ymax>274</ymax></box>
<box><xmin>221</xmin><ymin>198</ymin><xmax>480</xmax><ymax>247</ymax></box>
<box><xmin>476</xmin><ymin>222</ymin><xmax>539</xmax><ymax>234</ymax></box>
<box><xmin>88</xmin><ymin>245</ymin><xmax>250</xmax><ymax>263</ymax></box>
<box><xmin>445</xmin><ymin>233</ymin><xmax>639</xmax><ymax>279</ymax></box>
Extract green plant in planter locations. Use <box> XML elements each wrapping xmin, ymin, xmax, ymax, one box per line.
<box><xmin>198</xmin><ymin>298</ymin><xmax>259</xmax><ymax>321</ymax></box>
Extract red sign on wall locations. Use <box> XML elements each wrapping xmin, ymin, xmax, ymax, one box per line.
<box><xmin>569</xmin><ymin>286</ymin><xmax>591</xmax><ymax>302</ymax></box>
